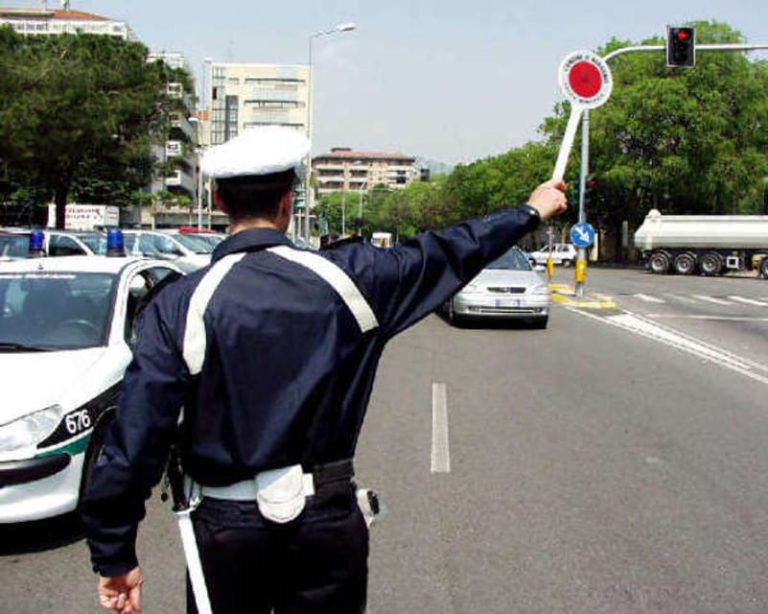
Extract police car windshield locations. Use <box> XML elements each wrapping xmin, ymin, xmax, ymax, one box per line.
<box><xmin>173</xmin><ymin>233</ymin><xmax>214</xmax><ymax>254</ymax></box>
<box><xmin>486</xmin><ymin>248</ymin><xmax>532</xmax><ymax>271</ymax></box>
<box><xmin>0</xmin><ymin>234</ymin><xmax>30</xmax><ymax>259</ymax></box>
<box><xmin>0</xmin><ymin>272</ymin><xmax>115</xmax><ymax>350</ymax></box>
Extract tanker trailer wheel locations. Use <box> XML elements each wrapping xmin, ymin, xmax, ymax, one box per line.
<box><xmin>649</xmin><ymin>252</ymin><xmax>670</xmax><ymax>274</ymax></box>
<box><xmin>700</xmin><ymin>252</ymin><xmax>723</xmax><ymax>276</ymax></box>
<box><xmin>760</xmin><ymin>257</ymin><xmax>768</xmax><ymax>280</ymax></box>
<box><xmin>673</xmin><ymin>253</ymin><xmax>696</xmax><ymax>275</ymax></box>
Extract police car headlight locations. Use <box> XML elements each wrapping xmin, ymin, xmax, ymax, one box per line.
<box><xmin>0</xmin><ymin>405</ymin><xmax>63</xmax><ymax>453</ymax></box>
<box><xmin>530</xmin><ymin>284</ymin><xmax>551</xmax><ymax>295</ymax></box>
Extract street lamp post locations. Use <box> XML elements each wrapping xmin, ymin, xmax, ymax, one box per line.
<box><xmin>357</xmin><ymin>183</ymin><xmax>367</xmax><ymax>235</ymax></box>
<box><xmin>187</xmin><ymin>117</ymin><xmax>205</xmax><ymax>231</ymax></box>
<box><xmin>305</xmin><ymin>22</ymin><xmax>356</xmax><ymax>242</ymax></box>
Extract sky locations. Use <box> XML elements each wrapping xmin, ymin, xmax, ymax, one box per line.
<box><xmin>5</xmin><ymin>0</ymin><xmax>768</xmax><ymax>164</ymax></box>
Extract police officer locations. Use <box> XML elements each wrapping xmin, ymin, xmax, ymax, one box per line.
<box><xmin>82</xmin><ymin>126</ymin><xmax>567</xmax><ymax>614</ymax></box>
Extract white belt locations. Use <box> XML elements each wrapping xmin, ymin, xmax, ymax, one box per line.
<box><xmin>200</xmin><ymin>472</ymin><xmax>316</xmax><ymax>501</ymax></box>
<box><xmin>195</xmin><ymin>464</ymin><xmax>315</xmax><ymax>524</ymax></box>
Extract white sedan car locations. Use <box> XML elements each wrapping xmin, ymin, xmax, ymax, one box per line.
<box><xmin>0</xmin><ymin>256</ymin><xmax>182</xmax><ymax>523</ymax></box>
<box><xmin>443</xmin><ymin>247</ymin><xmax>551</xmax><ymax>328</ymax></box>
<box><xmin>529</xmin><ymin>243</ymin><xmax>578</xmax><ymax>267</ymax></box>
<box><xmin>122</xmin><ymin>230</ymin><xmax>211</xmax><ymax>273</ymax></box>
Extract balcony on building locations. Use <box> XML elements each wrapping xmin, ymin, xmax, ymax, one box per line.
<box><xmin>164</xmin><ymin>169</ymin><xmax>195</xmax><ymax>194</ymax></box>
<box><xmin>169</xmin><ymin>114</ymin><xmax>196</xmax><ymax>143</ymax></box>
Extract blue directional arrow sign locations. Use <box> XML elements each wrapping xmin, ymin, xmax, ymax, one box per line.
<box><xmin>570</xmin><ymin>222</ymin><xmax>595</xmax><ymax>248</ymax></box>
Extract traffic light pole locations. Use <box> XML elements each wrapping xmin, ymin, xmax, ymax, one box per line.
<box><xmin>571</xmin><ymin>41</ymin><xmax>768</xmax><ymax>298</ymax></box>
<box><xmin>575</xmin><ymin>109</ymin><xmax>589</xmax><ymax>298</ymax></box>
<box><xmin>602</xmin><ymin>43</ymin><xmax>768</xmax><ymax>63</ymax></box>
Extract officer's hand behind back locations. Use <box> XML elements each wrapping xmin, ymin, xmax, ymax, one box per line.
<box><xmin>528</xmin><ymin>180</ymin><xmax>568</xmax><ymax>221</ymax></box>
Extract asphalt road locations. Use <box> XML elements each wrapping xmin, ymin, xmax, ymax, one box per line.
<box><xmin>3</xmin><ymin>267</ymin><xmax>768</xmax><ymax>613</ymax></box>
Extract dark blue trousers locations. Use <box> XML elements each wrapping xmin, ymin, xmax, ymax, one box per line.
<box><xmin>188</xmin><ymin>484</ymin><xmax>369</xmax><ymax>614</ymax></box>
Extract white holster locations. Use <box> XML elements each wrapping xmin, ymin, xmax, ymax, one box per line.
<box><xmin>199</xmin><ymin>464</ymin><xmax>315</xmax><ymax>524</ymax></box>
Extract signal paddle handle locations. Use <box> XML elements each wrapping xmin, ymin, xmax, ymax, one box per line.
<box><xmin>552</xmin><ymin>107</ymin><xmax>583</xmax><ymax>182</ymax></box>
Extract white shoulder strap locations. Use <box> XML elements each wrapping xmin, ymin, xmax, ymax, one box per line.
<box><xmin>267</xmin><ymin>245</ymin><xmax>378</xmax><ymax>334</ymax></box>
<box><xmin>183</xmin><ymin>253</ymin><xmax>246</xmax><ymax>375</ymax></box>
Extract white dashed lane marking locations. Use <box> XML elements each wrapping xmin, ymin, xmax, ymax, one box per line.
<box><xmin>665</xmin><ymin>294</ymin><xmax>698</xmax><ymax>304</ymax></box>
<box><xmin>431</xmin><ymin>383</ymin><xmax>451</xmax><ymax>474</ymax></box>
<box><xmin>633</xmin><ymin>293</ymin><xmax>666</xmax><ymax>303</ymax></box>
<box><xmin>692</xmin><ymin>295</ymin><xmax>733</xmax><ymax>305</ymax></box>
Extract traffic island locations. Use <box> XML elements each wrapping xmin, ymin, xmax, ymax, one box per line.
<box><xmin>549</xmin><ymin>283</ymin><xmax>617</xmax><ymax>309</ymax></box>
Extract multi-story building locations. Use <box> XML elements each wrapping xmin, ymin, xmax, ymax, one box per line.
<box><xmin>201</xmin><ymin>62</ymin><xmax>310</xmax><ymax>147</ymax></box>
<box><xmin>0</xmin><ymin>5</ymin><xmax>136</xmax><ymax>40</ymax></box>
<box><xmin>147</xmin><ymin>52</ymin><xmax>198</xmax><ymax>227</ymax></box>
<box><xmin>312</xmin><ymin>148</ymin><xmax>419</xmax><ymax>196</ymax></box>
<box><xmin>198</xmin><ymin>62</ymin><xmax>311</xmax><ymax>230</ymax></box>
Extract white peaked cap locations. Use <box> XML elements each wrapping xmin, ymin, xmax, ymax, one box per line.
<box><xmin>201</xmin><ymin>126</ymin><xmax>311</xmax><ymax>180</ymax></box>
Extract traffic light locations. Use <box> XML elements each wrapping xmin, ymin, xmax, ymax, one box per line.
<box><xmin>292</xmin><ymin>186</ymin><xmax>306</xmax><ymax>212</ymax></box>
<box><xmin>420</xmin><ymin>167</ymin><xmax>430</xmax><ymax>182</ymax></box>
<box><xmin>584</xmin><ymin>175</ymin><xmax>596</xmax><ymax>205</ymax></box>
<box><xmin>667</xmin><ymin>26</ymin><xmax>695</xmax><ymax>68</ymax></box>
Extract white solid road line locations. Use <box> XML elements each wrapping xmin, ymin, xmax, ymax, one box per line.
<box><xmin>569</xmin><ymin>308</ymin><xmax>768</xmax><ymax>386</ymax></box>
<box><xmin>633</xmin><ymin>293</ymin><xmax>666</xmax><ymax>303</ymax></box>
<box><xmin>431</xmin><ymin>383</ymin><xmax>451</xmax><ymax>474</ymax></box>
<box><xmin>647</xmin><ymin>314</ymin><xmax>768</xmax><ymax>322</ymax></box>
<box><xmin>692</xmin><ymin>295</ymin><xmax>733</xmax><ymax>305</ymax></box>
<box><xmin>728</xmin><ymin>296</ymin><xmax>768</xmax><ymax>307</ymax></box>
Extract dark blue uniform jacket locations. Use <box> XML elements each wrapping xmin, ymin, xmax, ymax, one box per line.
<box><xmin>82</xmin><ymin>205</ymin><xmax>540</xmax><ymax>575</ymax></box>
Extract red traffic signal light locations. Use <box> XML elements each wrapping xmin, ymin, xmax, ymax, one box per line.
<box><xmin>667</xmin><ymin>26</ymin><xmax>695</xmax><ymax>67</ymax></box>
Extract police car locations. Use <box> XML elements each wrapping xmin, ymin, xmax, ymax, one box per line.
<box><xmin>1</xmin><ymin>229</ymin><xmax>108</xmax><ymax>258</ymax></box>
<box><xmin>0</xmin><ymin>250</ymin><xmax>182</xmax><ymax>523</ymax></box>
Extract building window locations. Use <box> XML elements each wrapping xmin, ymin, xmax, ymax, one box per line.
<box><xmin>244</xmin><ymin>100</ymin><xmax>302</xmax><ymax>109</ymax></box>
<box><xmin>167</xmin><ymin>83</ymin><xmax>183</xmax><ymax>98</ymax></box>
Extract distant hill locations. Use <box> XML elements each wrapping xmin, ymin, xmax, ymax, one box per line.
<box><xmin>416</xmin><ymin>158</ymin><xmax>454</xmax><ymax>177</ymax></box>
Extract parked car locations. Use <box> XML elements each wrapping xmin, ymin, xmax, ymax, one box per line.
<box><xmin>442</xmin><ymin>247</ymin><xmax>551</xmax><ymax>328</ymax></box>
<box><xmin>121</xmin><ymin>230</ymin><xmax>211</xmax><ymax>272</ymax></box>
<box><xmin>0</xmin><ymin>231</ymin><xmax>30</xmax><ymax>260</ymax></box>
<box><xmin>0</xmin><ymin>229</ymin><xmax>107</xmax><ymax>258</ymax></box>
<box><xmin>158</xmin><ymin>229</ymin><xmax>225</xmax><ymax>254</ymax></box>
<box><xmin>529</xmin><ymin>243</ymin><xmax>578</xmax><ymax>267</ymax></box>
<box><xmin>0</xmin><ymin>255</ymin><xmax>182</xmax><ymax>522</ymax></box>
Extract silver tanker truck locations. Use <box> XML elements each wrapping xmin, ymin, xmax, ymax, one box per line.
<box><xmin>634</xmin><ymin>209</ymin><xmax>768</xmax><ymax>279</ymax></box>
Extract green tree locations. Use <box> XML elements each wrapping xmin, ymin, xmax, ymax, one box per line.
<box><xmin>316</xmin><ymin>191</ymin><xmax>353</xmax><ymax>235</ymax></box>
<box><xmin>442</xmin><ymin>142</ymin><xmax>556</xmax><ymax>224</ymax></box>
<box><xmin>0</xmin><ymin>27</ymin><xmax>188</xmax><ymax>228</ymax></box>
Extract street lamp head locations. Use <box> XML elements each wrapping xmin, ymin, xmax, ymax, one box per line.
<box><xmin>335</xmin><ymin>23</ymin><xmax>356</xmax><ymax>32</ymax></box>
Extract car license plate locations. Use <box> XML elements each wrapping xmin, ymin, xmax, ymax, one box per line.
<box><xmin>495</xmin><ymin>298</ymin><xmax>519</xmax><ymax>307</ymax></box>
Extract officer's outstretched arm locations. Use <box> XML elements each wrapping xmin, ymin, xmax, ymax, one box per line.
<box><xmin>81</xmin><ymin>297</ymin><xmax>189</xmax><ymax>579</ymax></box>
<box><xmin>373</xmin><ymin>205</ymin><xmax>541</xmax><ymax>337</ymax></box>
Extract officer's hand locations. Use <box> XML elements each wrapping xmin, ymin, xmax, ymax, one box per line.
<box><xmin>98</xmin><ymin>566</ymin><xmax>144</xmax><ymax>614</ymax></box>
<box><xmin>528</xmin><ymin>180</ymin><xmax>568</xmax><ymax>221</ymax></box>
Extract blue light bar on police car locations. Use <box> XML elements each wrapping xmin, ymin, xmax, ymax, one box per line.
<box><xmin>106</xmin><ymin>229</ymin><xmax>126</xmax><ymax>257</ymax></box>
<box><xmin>28</xmin><ymin>231</ymin><xmax>45</xmax><ymax>258</ymax></box>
